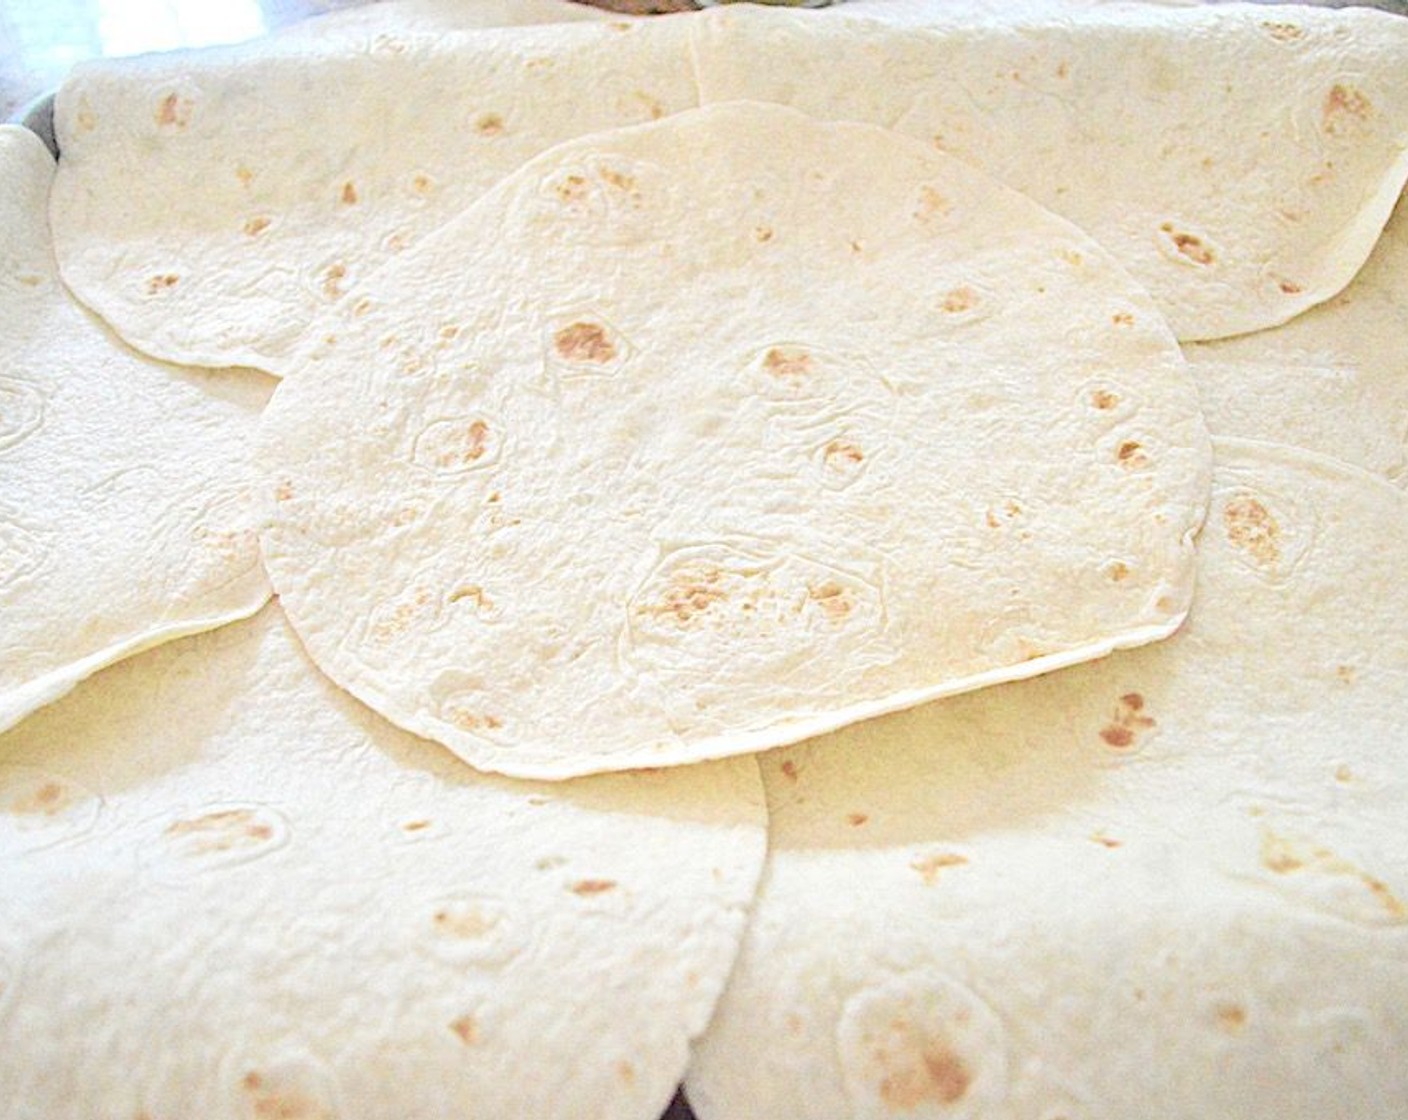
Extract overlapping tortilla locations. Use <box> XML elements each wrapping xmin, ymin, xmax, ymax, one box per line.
<box><xmin>48</xmin><ymin>13</ymin><xmax>695</xmax><ymax>372</ymax></box>
<box><xmin>686</xmin><ymin>440</ymin><xmax>1408</xmax><ymax>1120</ymax></box>
<box><xmin>690</xmin><ymin>3</ymin><xmax>1408</xmax><ymax>341</ymax></box>
<box><xmin>0</xmin><ymin>125</ymin><xmax>269</xmax><ymax>733</ymax></box>
<box><xmin>0</xmin><ymin>605</ymin><xmax>766</xmax><ymax>1120</ymax></box>
<box><xmin>48</xmin><ymin>5</ymin><xmax>1408</xmax><ymax>372</ymax></box>
<box><xmin>1186</xmin><ymin>190</ymin><xmax>1408</xmax><ymax>487</ymax></box>
<box><xmin>258</xmin><ymin>102</ymin><xmax>1208</xmax><ymax>780</ymax></box>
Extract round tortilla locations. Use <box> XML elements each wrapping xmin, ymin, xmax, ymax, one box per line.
<box><xmin>686</xmin><ymin>439</ymin><xmax>1408</xmax><ymax>1120</ymax></box>
<box><xmin>0</xmin><ymin>605</ymin><xmax>766</xmax><ymax>1120</ymax></box>
<box><xmin>258</xmin><ymin>101</ymin><xmax>1209</xmax><ymax>780</ymax></box>
<box><xmin>0</xmin><ymin>125</ymin><xmax>270</xmax><ymax>733</ymax></box>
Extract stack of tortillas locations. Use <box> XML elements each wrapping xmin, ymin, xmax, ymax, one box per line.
<box><xmin>2</xmin><ymin>1</ymin><xmax>1406</xmax><ymax>1117</ymax></box>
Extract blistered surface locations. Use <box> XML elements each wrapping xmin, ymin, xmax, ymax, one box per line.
<box><xmin>690</xmin><ymin>3</ymin><xmax>1408</xmax><ymax>341</ymax></box>
<box><xmin>0</xmin><ymin>605</ymin><xmax>767</xmax><ymax>1120</ymax></box>
<box><xmin>687</xmin><ymin>440</ymin><xmax>1408</xmax><ymax>1120</ymax></box>
<box><xmin>49</xmin><ymin>13</ymin><xmax>696</xmax><ymax>372</ymax></box>
<box><xmin>258</xmin><ymin>103</ymin><xmax>1208</xmax><ymax>779</ymax></box>
<box><xmin>0</xmin><ymin>125</ymin><xmax>270</xmax><ymax>733</ymax></box>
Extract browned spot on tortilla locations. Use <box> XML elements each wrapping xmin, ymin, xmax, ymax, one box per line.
<box><xmin>785</xmin><ymin>1013</ymin><xmax>803</xmax><ymax>1035</ymax></box>
<box><xmin>1366</xmin><ymin>876</ymin><xmax>1407</xmax><ymax>918</ymax></box>
<box><xmin>1099</xmin><ymin>692</ymin><xmax>1154</xmax><ymax>750</ymax></box>
<box><xmin>1121</xmin><ymin>692</ymin><xmax>1144</xmax><ymax>711</ymax></box>
<box><xmin>876</xmin><ymin>1035</ymin><xmax>972</xmax><ymax>1110</ymax></box>
<box><xmin>450</xmin><ymin>1015</ymin><xmax>478</xmax><ymax>1044</ymax></box>
<box><xmin>339</xmin><ymin>181</ymin><xmax>358</xmax><ymax>206</ymax></box>
<box><xmin>448</xmin><ymin>585</ymin><xmax>492</xmax><ymax>610</ymax></box>
<box><xmin>1056</xmin><ymin>60</ymin><xmax>1069</xmax><ymax>78</ymax></box>
<box><xmin>847</xmin><ymin>812</ymin><xmax>869</xmax><ymax>827</ymax></box>
<box><xmin>235</xmin><ymin>165</ymin><xmax>254</xmax><ymax>186</ymax></box>
<box><xmin>1278</xmin><ymin>278</ymin><xmax>1304</xmax><ymax>295</ymax></box>
<box><xmin>554</xmin><ymin>174</ymin><xmax>590</xmax><ymax>204</ymax></box>
<box><xmin>1324</xmin><ymin>83</ymin><xmax>1372</xmax><ymax>134</ymax></box>
<box><xmin>155</xmin><ymin>92</ymin><xmax>190</xmax><ymax>128</ymax></box>
<box><xmin>411</xmin><ymin>173</ymin><xmax>434</xmax><ymax>195</ymax></box>
<box><xmin>1223</xmin><ymin>496</ymin><xmax>1280</xmax><ymax>565</ymax></box>
<box><xmin>910</xmin><ymin>852</ymin><xmax>968</xmax><ymax>886</ymax></box>
<box><xmin>433</xmin><ymin>906</ymin><xmax>497</xmax><ymax>938</ymax></box>
<box><xmin>447</xmin><ymin>709</ymin><xmax>503</xmax><ymax>734</ymax></box>
<box><xmin>780</xmin><ymin>760</ymin><xmax>800</xmax><ymax>783</ymax></box>
<box><xmin>809</xmin><ymin>580</ymin><xmax>853</xmax><ymax>620</ymax></box>
<box><xmin>600</xmin><ymin>167</ymin><xmax>636</xmax><ymax>192</ymax></box>
<box><xmin>146</xmin><ymin>273</ymin><xmax>179</xmax><ymax>294</ymax></box>
<box><xmin>1100</xmin><ymin>725</ymin><xmax>1135</xmax><ymax>748</ymax></box>
<box><xmin>1336</xmin><ymin>665</ymin><xmax>1356</xmax><ymax>684</ymax></box>
<box><xmin>1335</xmin><ymin>763</ymin><xmax>1354</xmax><ymax>782</ymax></box>
<box><xmin>1107</xmin><ymin>561</ymin><xmax>1130</xmax><ymax>582</ymax></box>
<box><xmin>369</xmin><ymin>588</ymin><xmax>434</xmax><ymax>644</ymax></box>
<box><xmin>754</xmin><ymin>225</ymin><xmax>774</xmax><ymax>243</ymax></box>
<box><xmin>1091</xmin><ymin>833</ymin><xmax>1122</xmax><ymax>849</ymax></box>
<box><xmin>1214</xmin><ymin>1003</ymin><xmax>1248</xmax><ymax>1033</ymax></box>
<box><xmin>824</xmin><ymin>439</ymin><xmax>864</xmax><ymax>468</ymax></box>
<box><xmin>1091</xmin><ymin>389</ymin><xmax>1120</xmax><ymax>410</ymax></box>
<box><xmin>166</xmin><ymin>809</ymin><xmax>273</xmax><ymax>853</ymax></box>
<box><xmin>1261</xmin><ymin>832</ymin><xmax>1306</xmax><ymax>874</ymax></box>
<box><xmin>476</xmin><ymin>113</ymin><xmax>504</xmax><ymax>137</ymax></box>
<box><xmin>248</xmin><ymin>1087</ymin><xmax>329</xmax><ymax>1119</ymax></box>
<box><xmin>554</xmin><ymin>322</ymin><xmax>616</xmax><ymax>364</ymax></box>
<box><xmin>402</xmin><ymin>819</ymin><xmax>431</xmax><ymax>832</ymax></box>
<box><xmin>243</xmin><ymin>216</ymin><xmax>271</xmax><ymax>237</ymax></box>
<box><xmin>914</xmin><ymin>185</ymin><xmax>951</xmax><ymax>222</ymax></box>
<box><xmin>1160</xmin><ymin>223</ymin><xmax>1216</xmax><ymax>265</ymax></box>
<box><xmin>763</xmin><ymin>347</ymin><xmax>812</xmax><ymax>381</ymax></box>
<box><xmin>643</xmin><ymin>566</ymin><xmax>727</xmax><ymax>625</ymax></box>
<box><xmin>436</xmin><ymin>421</ymin><xmax>490</xmax><ymax>469</ymax></box>
<box><xmin>1111</xmin><ymin>311</ymin><xmax>1134</xmax><ymax>326</ymax></box>
<box><xmin>9</xmin><ymin>780</ymin><xmax>73</xmax><ymax>816</ymax></box>
<box><xmin>274</xmin><ymin>480</ymin><xmax>294</xmax><ymax>502</ymax></box>
<box><xmin>1117</xmin><ymin>440</ymin><xmax>1149</xmax><ymax>468</ymax></box>
<box><xmin>1262</xmin><ymin>20</ymin><xmax>1305</xmax><ymax>41</ymax></box>
<box><xmin>616</xmin><ymin>1061</ymin><xmax>636</xmax><ymax>1086</ymax></box>
<box><xmin>322</xmin><ymin>263</ymin><xmax>346</xmax><ymax>300</ymax></box>
<box><xmin>941</xmin><ymin>286</ymin><xmax>979</xmax><ymax>314</ymax></box>
<box><xmin>570</xmin><ymin>879</ymin><xmax>617</xmax><ymax>896</ymax></box>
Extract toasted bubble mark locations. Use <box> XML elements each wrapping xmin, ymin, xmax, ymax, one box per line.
<box><xmin>640</xmin><ymin>564</ymin><xmax>728</xmax><ymax>627</ymax></box>
<box><xmin>365</xmin><ymin>585</ymin><xmax>439</xmax><ymax>647</ymax></box>
<box><xmin>599</xmin><ymin>166</ymin><xmax>637</xmax><ymax>193</ymax></box>
<box><xmin>234</xmin><ymin>1057</ymin><xmax>337</xmax><ymax>1120</ymax></box>
<box><xmin>1103</xmin><ymin>560</ymin><xmax>1131</xmax><ymax>583</ymax></box>
<box><xmin>0</xmin><ymin>377</ymin><xmax>45</xmax><ymax>453</ymax></box>
<box><xmin>847</xmin><ymin>813</ymin><xmax>869</xmax><ymax>827</ymax></box>
<box><xmin>941</xmin><ymin>286</ymin><xmax>980</xmax><ymax>314</ymax></box>
<box><xmin>914</xmin><ymin>185</ymin><xmax>952</xmax><ymax>222</ymax></box>
<box><xmin>424</xmin><ymin>895</ymin><xmax>523</xmax><ymax>966</ymax></box>
<box><xmin>146</xmin><ymin>273</ymin><xmax>180</xmax><ymax>294</ymax></box>
<box><xmin>155</xmin><ymin>92</ymin><xmax>191</xmax><ymax>128</ymax></box>
<box><xmin>763</xmin><ymin>346</ymin><xmax>814</xmax><ymax>382</ymax></box>
<box><xmin>1223</xmin><ymin>496</ymin><xmax>1280</xmax><ymax>566</ymax></box>
<box><xmin>1256</xmin><ymin>830</ymin><xmax>1406</xmax><ymax>925</ymax></box>
<box><xmin>0</xmin><ymin>766</ymin><xmax>102</xmax><ymax>853</ymax></box>
<box><xmin>1111</xmin><ymin>311</ymin><xmax>1135</xmax><ymax>327</ymax></box>
<box><xmin>838</xmin><ymin>974</ymin><xmax>1006</xmax><ymax>1118</ymax></box>
<box><xmin>616</xmin><ymin>1060</ymin><xmax>636</xmax><ymax>1086</ymax></box>
<box><xmin>809</xmin><ymin>580</ymin><xmax>854</xmax><ymax>621</ymax></box>
<box><xmin>475</xmin><ymin>113</ymin><xmax>504</xmax><ymax>137</ymax></box>
<box><xmin>754</xmin><ymin>225</ymin><xmax>774</xmax><ymax>243</ymax></box>
<box><xmin>446</xmin><ymin>709</ymin><xmax>503</xmax><ymax>734</ymax></box>
<box><xmin>1117</xmin><ymin>440</ymin><xmax>1149</xmax><ymax>468</ymax></box>
<box><xmin>410</xmin><ymin>172</ymin><xmax>435</xmax><ymax>196</ymax></box>
<box><xmin>449</xmin><ymin>1015</ymin><xmax>478</xmax><ymax>1045</ymax></box>
<box><xmin>910</xmin><ymin>852</ymin><xmax>968</xmax><ymax>886</ymax></box>
<box><xmin>273</xmin><ymin>480</ymin><xmax>294</xmax><ymax>502</ymax></box>
<box><xmin>554</xmin><ymin>322</ymin><xmax>616</xmax><ymax>364</ymax></box>
<box><xmin>818</xmin><ymin>437</ymin><xmax>869</xmax><ymax>490</ymax></box>
<box><xmin>412</xmin><ymin>416</ymin><xmax>501</xmax><ymax>475</ymax></box>
<box><xmin>74</xmin><ymin>96</ymin><xmax>97</xmax><ymax>132</ymax></box>
<box><xmin>1090</xmin><ymin>389</ymin><xmax>1119</xmax><ymax>411</ymax></box>
<box><xmin>402</xmin><ymin>819</ymin><xmax>432</xmax><ymax>833</ymax></box>
<box><xmin>1214</xmin><ymin>1003</ymin><xmax>1248</xmax><ymax>1034</ymax></box>
<box><xmin>235</xmin><ymin>165</ymin><xmax>254</xmax><ymax>187</ymax></box>
<box><xmin>1277</xmin><ymin>278</ymin><xmax>1304</xmax><ymax>295</ymax></box>
<box><xmin>321</xmin><ymin>263</ymin><xmax>346</xmax><ymax>301</ymax></box>
<box><xmin>1262</xmin><ymin>20</ymin><xmax>1305</xmax><ymax>41</ymax></box>
<box><xmin>340</xmin><ymin>181</ymin><xmax>358</xmax><ymax>206</ymax></box>
<box><xmin>1157</xmin><ymin>222</ymin><xmax>1218</xmax><ymax>267</ymax></box>
<box><xmin>780</xmin><ymin>760</ymin><xmax>800</xmax><ymax>783</ymax></box>
<box><xmin>242</xmin><ymin>216</ymin><xmax>271</xmax><ymax>237</ymax></box>
<box><xmin>1098</xmin><ymin>692</ymin><xmax>1154</xmax><ymax>752</ymax></box>
<box><xmin>570</xmin><ymin>879</ymin><xmax>617</xmax><ymax>896</ymax></box>
<box><xmin>631</xmin><ymin>89</ymin><xmax>665</xmax><ymax>119</ymax></box>
<box><xmin>145</xmin><ymin>804</ymin><xmax>290</xmax><ymax>884</ymax></box>
<box><xmin>447</xmin><ymin>585</ymin><xmax>494</xmax><ymax>613</ymax></box>
<box><xmin>1324</xmin><ymin>83</ymin><xmax>1372</xmax><ymax>135</ymax></box>
<box><xmin>1091</xmin><ymin>833</ymin><xmax>1122</xmax><ymax>849</ymax></box>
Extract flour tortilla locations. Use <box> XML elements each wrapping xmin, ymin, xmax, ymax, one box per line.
<box><xmin>275</xmin><ymin>0</ymin><xmax>612</xmax><ymax>42</ymax></box>
<box><xmin>259</xmin><ymin>102</ymin><xmax>1209</xmax><ymax>780</ymax></box>
<box><xmin>49</xmin><ymin>13</ymin><xmax>695</xmax><ymax>372</ymax></box>
<box><xmin>0</xmin><ymin>604</ymin><xmax>766</xmax><ymax>1120</ymax></box>
<box><xmin>0</xmin><ymin>125</ymin><xmax>270</xmax><ymax>734</ymax></box>
<box><xmin>691</xmin><ymin>3</ymin><xmax>1408</xmax><ymax>341</ymax></box>
<box><xmin>1186</xmin><ymin>189</ymin><xmax>1408</xmax><ymax>488</ymax></box>
<box><xmin>686</xmin><ymin>439</ymin><xmax>1408</xmax><ymax>1120</ymax></box>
